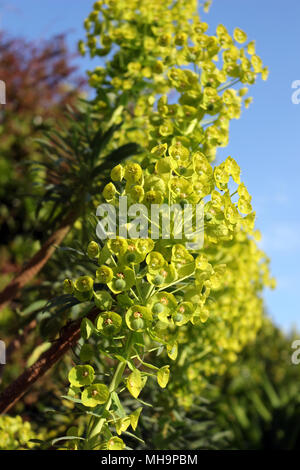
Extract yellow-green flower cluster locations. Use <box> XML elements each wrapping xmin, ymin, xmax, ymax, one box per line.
<box><xmin>0</xmin><ymin>415</ymin><xmax>41</xmax><ymax>450</ymax></box>
<box><xmin>63</xmin><ymin>144</ymin><xmax>275</xmax><ymax>415</ymax></box>
<box><xmin>81</xmin><ymin>0</ymin><xmax>268</xmax><ymax>161</ymax></box>
<box><xmin>59</xmin><ymin>0</ymin><xmax>274</xmax><ymax>445</ymax></box>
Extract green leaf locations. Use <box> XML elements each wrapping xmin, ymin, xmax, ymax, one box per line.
<box><xmin>80</xmin><ymin>318</ymin><xmax>95</xmax><ymax>340</ymax></box>
<box><xmin>51</xmin><ymin>436</ymin><xmax>85</xmax><ymax>446</ymax></box>
<box><xmin>92</xmin><ymin>143</ymin><xmax>141</xmax><ymax>177</ymax></box>
<box><xmin>79</xmin><ymin>344</ymin><xmax>94</xmax><ymax>362</ymax></box>
<box><xmin>93</xmin><ymin>290</ymin><xmax>113</xmax><ymax>310</ymax></box>
<box><xmin>130</xmin><ymin>407</ymin><xmax>142</xmax><ymax>431</ymax></box>
<box><xmin>21</xmin><ymin>300</ymin><xmax>48</xmax><ymax>317</ymax></box>
<box><xmin>26</xmin><ymin>342</ymin><xmax>51</xmax><ymax>367</ymax></box>
<box><xmin>127</xmin><ymin>369</ymin><xmax>143</xmax><ymax>399</ymax></box>
<box><xmin>92</xmin><ymin>123</ymin><xmax>119</xmax><ymax>159</ymax></box>
<box><xmin>157</xmin><ymin>366</ymin><xmax>170</xmax><ymax>388</ymax></box>
<box><xmin>61</xmin><ymin>395</ymin><xmax>83</xmax><ymax>405</ymax></box>
<box><xmin>167</xmin><ymin>342</ymin><xmax>178</xmax><ymax>361</ymax></box>
<box><xmin>111</xmin><ymin>391</ymin><xmax>126</xmax><ymax>417</ymax></box>
<box><xmin>116</xmin><ymin>416</ymin><xmax>131</xmax><ymax>435</ymax></box>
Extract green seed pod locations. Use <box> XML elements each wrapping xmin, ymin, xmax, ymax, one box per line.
<box><xmin>152</xmin><ymin>303</ymin><xmax>164</xmax><ymax>314</ymax></box>
<box><xmin>63</xmin><ymin>279</ymin><xmax>74</xmax><ymax>294</ymax></box>
<box><xmin>153</xmin><ymin>274</ymin><xmax>164</xmax><ymax>286</ymax></box>
<box><xmin>132</xmin><ymin>318</ymin><xmax>145</xmax><ymax>330</ymax></box>
<box><xmin>126</xmin><ymin>253</ymin><xmax>136</xmax><ymax>264</ymax></box>
<box><xmin>174</xmin><ymin>313</ymin><xmax>183</xmax><ymax>323</ymax></box>
<box><xmin>115</xmin><ymin>278</ymin><xmax>126</xmax><ymax>290</ymax></box>
<box><xmin>87</xmin><ymin>241</ymin><xmax>100</xmax><ymax>258</ymax></box>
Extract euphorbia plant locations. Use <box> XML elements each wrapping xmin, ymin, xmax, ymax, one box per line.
<box><xmin>0</xmin><ymin>0</ymin><xmax>275</xmax><ymax>450</ymax></box>
<box><xmin>61</xmin><ymin>144</ymin><xmax>273</xmax><ymax>448</ymax></box>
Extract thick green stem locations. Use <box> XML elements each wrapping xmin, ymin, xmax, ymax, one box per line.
<box><xmin>86</xmin><ymin>333</ymin><xmax>134</xmax><ymax>446</ymax></box>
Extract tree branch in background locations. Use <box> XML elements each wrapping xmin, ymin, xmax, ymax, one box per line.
<box><xmin>0</xmin><ymin>210</ymin><xmax>77</xmax><ymax>313</ymax></box>
<box><xmin>0</xmin><ymin>306</ymin><xmax>99</xmax><ymax>414</ymax></box>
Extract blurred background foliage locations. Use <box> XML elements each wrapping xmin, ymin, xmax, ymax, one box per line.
<box><xmin>0</xmin><ymin>33</ymin><xmax>85</xmax><ymax>270</ymax></box>
<box><xmin>0</xmin><ymin>27</ymin><xmax>300</xmax><ymax>450</ymax></box>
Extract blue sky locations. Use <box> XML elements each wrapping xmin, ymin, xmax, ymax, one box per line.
<box><xmin>1</xmin><ymin>0</ymin><xmax>299</xmax><ymax>330</ymax></box>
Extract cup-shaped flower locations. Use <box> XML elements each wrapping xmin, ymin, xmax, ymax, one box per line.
<box><xmin>68</xmin><ymin>365</ymin><xmax>95</xmax><ymax>388</ymax></box>
<box><xmin>126</xmin><ymin>305</ymin><xmax>153</xmax><ymax>332</ymax></box>
<box><xmin>81</xmin><ymin>383</ymin><xmax>109</xmax><ymax>407</ymax></box>
<box><xmin>96</xmin><ymin>311</ymin><xmax>122</xmax><ymax>336</ymax></box>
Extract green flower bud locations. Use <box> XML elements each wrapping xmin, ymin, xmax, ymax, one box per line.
<box><xmin>136</xmin><ymin>238</ymin><xmax>154</xmax><ymax>255</ymax></box>
<box><xmin>233</xmin><ymin>27</ymin><xmax>247</xmax><ymax>44</ymax></box>
<box><xmin>175</xmin><ymin>32</ymin><xmax>187</xmax><ymax>46</ymax></box>
<box><xmin>146</xmin><ymin>252</ymin><xmax>166</xmax><ymax>271</ymax></box>
<box><xmin>157</xmin><ymin>33</ymin><xmax>171</xmax><ymax>47</ymax></box>
<box><xmin>75</xmin><ymin>276</ymin><xmax>94</xmax><ymax>293</ymax></box>
<box><xmin>124</xmin><ymin>163</ymin><xmax>142</xmax><ymax>183</ymax></box>
<box><xmin>144</xmin><ymin>190</ymin><xmax>164</xmax><ymax>205</ymax></box>
<box><xmin>103</xmin><ymin>182</ymin><xmax>117</xmax><ymax>201</ymax></box>
<box><xmin>93</xmin><ymin>290</ymin><xmax>113</xmax><ymax>310</ymax></box>
<box><xmin>126</xmin><ymin>305</ymin><xmax>152</xmax><ymax>332</ymax></box>
<box><xmin>96</xmin><ymin>265</ymin><xmax>114</xmax><ymax>283</ymax></box>
<box><xmin>63</xmin><ymin>279</ymin><xmax>74</xmax><ymax>294</ymax></box>
<box><xmin>159</xmin><ymin>121</ymin><xmax>173</xmax><ymax>137</ymax></box>
<box><xmin>128</xmin><ymin>185</ymin><xmax>144</xmax><ymax>202</ymax></box>
<box><xmin>204</xmin><ymin>212</ymin><xmax>213</xmax><ymax>222</ymax></box>
<box><xmin>111</xmin><ymin>164</ymin><xmax>124</xmax><ymax>182</ymax></box>
<box><xmin>150</xmin><ymin>143</ymin><xmax>167</xmax><ymax>157</ymax></box>
<box><xmin>68</xmin><ymin>365</ymin><xmax>95</xmax><ymax>387</ymax></box>
<box><xmin>93</xmin><ymin>1</ymin><xmax>102</xmax><ymax>11</ymax></box>
<box><xmin>152</xmin><ymin>61</ymin><xmax>164</xmax><ymax>74</ymax></box>
<box><xmin>78</xmin><ymin>39</ymin><xmax>86</xmax><ymax>56</ymax></box>
<box><xmin>87</xmin><ymin>241</ymin><xmax>100</xmax><ymax>258</ymax></box>
<box><xmin>81</xmin><ymin>383</ymin><xmax>109</xmax><ymax>407</ymax></box>
<box><xmin>96</xmin><ymin>311</ymin><xmax>122</xmax><ymax>336</ymax></box>
<box><xmin>107</xmin><ymin>237</ymin><xmax>128</xmax><ymax>256</ymax></box>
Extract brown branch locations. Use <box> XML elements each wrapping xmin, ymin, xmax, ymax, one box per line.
<box><xmin>0</xmin><ymin>307</ymin><xmax>99</xmax><ymax>414</ymax></box>
<box><xmin>0</xmin><ymin>210</ymin><xmax>78</xmax><ymax>313</ymax></box>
